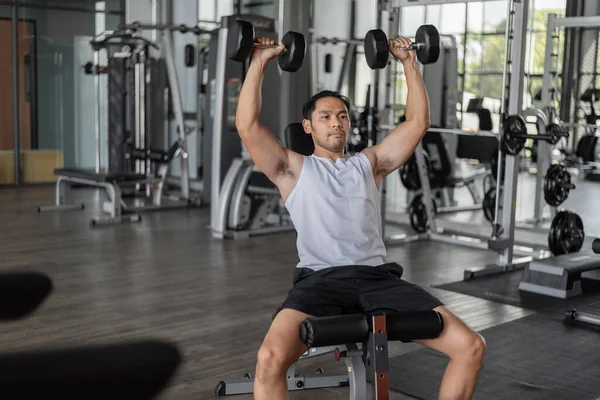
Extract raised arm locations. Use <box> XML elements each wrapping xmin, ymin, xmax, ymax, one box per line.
<box><xmin>236</xmin><ymin>37</ymin><xmax>302</xmax><ymax>194</ymax></box>
<box><xmin>362</xmin><ymin>37</ymin><xmax>431</xmax><ymax>186</ymax></box>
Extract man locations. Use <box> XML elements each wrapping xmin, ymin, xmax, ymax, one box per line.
<box><xmin>236</xmin><ymin>35</ymin><xmax>485</xmax><ymax>400</ymax></box>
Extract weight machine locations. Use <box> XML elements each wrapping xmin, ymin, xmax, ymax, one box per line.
<box><xmin>516</xmin><ymin>15</ymin><xmax>600</xmax><ymax>298</ymax></box>
<box><xmin>523</xmin><ymin>15</ymin><xmax>600</xmax><ymax>231</ymax></box>
<box><xmin>380</xmin><ymin>0</ymin><xmax>595</xmax><ymax>280</ymax></box>
<box><xmin>38</xmin><ymin>24</ymin><xmax>199</xmax><ymax>225</ymax></box>
<box><xmin>208</xmin><ymin>15</ymin><xmax>298</xmax><ymax>239</ymax></box>
<box><xmin>376</xmin><ymin>0</ymin><xmax>575</xmax><ymax>280</ymax></box>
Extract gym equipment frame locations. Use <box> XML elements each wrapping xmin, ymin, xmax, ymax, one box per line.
<box><xmin>215</xmin><ymin>345</ymin><xmax>357</xmax><ymax>397</ymax></box>
<box><xmin>38</xmin><ymin>28</ymin><xmax>194</xmax><ymax>225</ymax></box>
<box><xmin>209</xmin><ymin>15</ymin><xmax>296</xmax><ymax>239</ymax></box>
<box><xmin>217</xmin><ymin>311</ymin><xmax>443</xmax><ymax>399</ymax></box>
<box><xmin>523</xmin><ymin>15</ymin><xmax>600</xmax><ymax>232</ymax></box>
<box><xmin>376</xmin><ymin>0</ymin><xmax>554</xmax><ymax>278</ymax></box>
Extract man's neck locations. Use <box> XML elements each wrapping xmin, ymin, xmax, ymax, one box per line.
<box><xmin>313</xmin><ymin>148</ymin><xmax>345</xmax><ymax>161</ymax></box>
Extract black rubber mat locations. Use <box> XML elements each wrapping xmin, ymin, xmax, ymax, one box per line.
<box><xmin>388</xmin><ymin>297</ymin><xmax>600</xmax><ymax>400</ymax></box>
<box><xmin>434</xmin><ymin>269</ymin><xmax>579</xmax><ymax>310</ymax></box>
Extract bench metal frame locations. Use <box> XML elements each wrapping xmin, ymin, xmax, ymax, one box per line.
<box><xmin>215</xmin><ymin>345</ymin><xmax>365</xmax><ymax>398</ymax></box>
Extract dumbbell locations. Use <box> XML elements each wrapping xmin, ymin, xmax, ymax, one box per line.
<box><xmin>364</xmin><ymin>25</ymin><xmax>440</xmax><ymax>69</ymax></box>
<box><xmin>227</xmin><ymin>20</ymin><xmax>306</xmax><ymax>72</ymax></box>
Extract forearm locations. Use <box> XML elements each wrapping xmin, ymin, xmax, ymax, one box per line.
<box><xmin>236</xmin><ymin>60</ymin><xmax>267</xmax><ymax>132</ymax></box>
<box><xmin>402</xmin><ymin>60</ymin><xmax>430</xmax><ymax>126</ymax></box>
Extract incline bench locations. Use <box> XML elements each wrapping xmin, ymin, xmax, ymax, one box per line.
<box><xmin>215</xmin><ymin>310</ymin><xmax>443</xmax><ymax>399</ymax></box>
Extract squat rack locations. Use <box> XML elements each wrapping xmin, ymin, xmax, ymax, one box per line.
<box><xmin>525</xmin><ymin>15</ymin><xmax>600</xmax><ymax>231</ymax></box>
<box><xmin>377</xmin><ymin>0</ymin><xmax>546</xmax><ymax>279</ymax></box>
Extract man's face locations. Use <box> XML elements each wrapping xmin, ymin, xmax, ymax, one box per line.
<box><xmin>304</xmin><ymin>97</ymin><xmax>351</xmax><ymax>153</ymax></box>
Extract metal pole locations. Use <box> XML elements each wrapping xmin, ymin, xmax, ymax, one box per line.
<box><xmin>134</xmin><ymin>52</ymin><xmax>142</xmax><ymax>173</ymax></box>
<box><xmin>139</xmin><ymin>50</ymin><xmax>147</xmax><ymax>175</ymax></box>
<box><xmin>162</xmin><ymin>29</ymin><xmax>189</xmax><ymax>199</ymax></box>
<box><xmin>499</xmin><ymin>0</ymin><xmax>529</xmax><ymax>266</ymax></box>
<box><xmin>210</xmin><ymin>21</ymin><xmax>229</xmax><ymax>235</ymax></box>
<box><xmin>491</xmin><ymin>0</ymin><xmax>514</xmax><ymax>237</ymax></box>
<box><xmin>12</xmin><ymin>4</ymin><xmax>21</xmax><ymax>185</ymax></box>
<box><xmin>94</xmin><ymin>49</ymin><xmax>101</xmax><ymax>173</ymax></box>
<box><xmin>535</xmin><ymin>14</ymin><xmax>557</xmax><ymax>224</ymax></box>
<box><xmin>278</xmin><ymin>0</ymin><xmax>285</xmax><ymax>38</ymax></box>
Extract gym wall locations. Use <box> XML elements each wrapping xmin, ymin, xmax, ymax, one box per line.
<box><xmin>0</xmin><ymin>2</ymin><xmax>122</xmax><ymax>175</ymax></box>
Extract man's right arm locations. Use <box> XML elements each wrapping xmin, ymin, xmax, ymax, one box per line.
<box><xmin>235</xmin><ymin>54</ymin><xmax>300</xmax><ymax>191</ymax></box>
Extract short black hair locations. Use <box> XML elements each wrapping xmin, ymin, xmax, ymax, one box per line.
<box><xmin>302</xmin><ymin>90</ymin><xmax>351</xmax><ymax>120</ymax></box>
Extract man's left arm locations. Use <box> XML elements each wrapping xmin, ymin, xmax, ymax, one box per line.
<box><xmin>363</xmin><ymin>40</ymin><xmax>431</xmax><ymax>187</ymax></box>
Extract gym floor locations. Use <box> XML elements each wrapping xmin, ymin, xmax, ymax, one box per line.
<box><xmin>0</xmin><ymin>171</ymin><xmax>596</xmax><ymax>399</ymax></box>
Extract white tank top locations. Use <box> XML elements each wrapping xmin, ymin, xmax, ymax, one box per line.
<box><xmin>284</xmin><ymin>152</ymin><xmax>387</xmax><ymax>271</ymax></box>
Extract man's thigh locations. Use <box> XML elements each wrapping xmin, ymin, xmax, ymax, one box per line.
<box><xmin>358</xmin><ymin>277</ymin><xmax>444</xmax><ymax>314</ymax></box>
<box><xmin>274</xmin><ymin>272</ymin><xmax>361</xmax><ymax>318</ymax></box>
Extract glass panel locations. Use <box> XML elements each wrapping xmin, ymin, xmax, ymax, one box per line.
<box><xmin>533</xmin><ymin>0</ymin><xmax>567</xmax><ymax>13</ymax></box>
<box><xmin>480</xmin><ymin>33</ymin><xmax>506</xmax><ymax>72</ymax></box>
<box><xmin>0</xmin><ymin>5</ymin><xmax>16</xmax><ymax>185</ymax></box>
<box><xmin>448</xmin><ymin>33</ymin><xmax>465</xmax><ymax>74</ymax></box>
<box><xmin>424</xmin><ymin>5</ymin><xmax>440</xmax><ymax>27</ymax></box>
<box><xmin>104</xmin><ymin>0</ymin><xmax>124</xmax><ymax>13</ymax></box>
<box><xmin>400</xmin><ymin>6</ymin><xmax>425</xmax><ymax>37</ymax></box>
<box><xmin>467</xmin><ymin>2</ymin><xmax>483</xmax><ymax>33</ymax></box>
<box><xmin>483</xmin><ymin>1</ymin><xmax>507</xmax><ymax>33</ymax></box>
<box><xmin>217</xmin><ymin>0</ymin><xmax>234</xmax><ymax>19</ymax></box>
<box><xmin>524</xmin><ymin>75</ymin><xmax>541</xmax><ymax>105</ymax></box>
<box><xmin>464</xmin><ymin>72</ymin><xmax>480</xmax><ymax>97</ymax></box>
<box><xmin>242</xmin><ymin>0</ymin><xmax>276</xmax><ymax>20</ymax></box>
<box><xmin>464</xmin><ymin>33</ymin><xmax>482</xmax><ymax>72</ymax></box>
<box><xmin>17</xmin><ymin>6</ymin><xmax>122</xmax><ymax>183</ymax></box>
<box><xmin>531</xmin><ymin>31</ymin><xmax>549</xmax><ymax>75</ymax></box>
<box><xmin>480</xmin><ymin>74</ymin><xmax>503</xmax><ymax>100</ymax></box>
<box><xmin>465</xmin><ymin>33</ymin><xmax>506</xmax><ymax>73</ymax></box>
<box><xmin>441</xmin><ymin>3</ymin><xmax>466</xmax><ymax>35</ymax></box>
<box><xmin>18</xmin><ymin>0</ymin><xmax>123</xmax><ymax>12</ymax></box>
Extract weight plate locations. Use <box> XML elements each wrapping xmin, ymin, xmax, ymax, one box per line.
<box><xmin>502</xmin><ymin>115</ymin><xmax>527</xmax><ymax>155</ymax></box>
<box><xmin>548</xmin><ymin>210</ymin><xmax>585</xmax><ymax>256</ymax></box>
<box><xmin>399</xmin><ymin>152</ymin><xmax>432</xmax><ymax>191</ymax></box>
<box><xmin>415</xmin><ymin>24</ymin><xmax>440</xmax><ymax>64</ymax></box>
<box><xmin>228</xmin><ymin>20</ymin><xmax>255</xmax><ymax>62</ymax></box>
<box><xmin>399</xmin><ymin>155</ymin><xmax>420</xmax><ymax>190</ymax></box>
<box><xmin>482</xmin><ymin>186</ymin><xmax>498</xmax><ymax>223</ymax></box>
<box><xmin>279</xmin><ymin>31</ymin><xmax>306</xmax><ymax>72</ymax></box>
<box><xmin>409</xmin><ymin>195</ymin><xmax>435</xmax><ymax>233</ymax></box>
<box><xmin>364</xmin><ymin>29</ymin><xmax>389</xmax><ymax>70</ymax></box>
<box><xmin>546</xmin><ymin>123</ymin><xmax>566</xmax><ymax>145</ymax></box>
<box><xmin>543</xmin><ymin>164</ymin><xmax>574</xmax><ymax>207</ymax></box>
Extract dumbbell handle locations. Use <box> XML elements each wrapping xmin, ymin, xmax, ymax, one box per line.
<box><xmin>391</xmin><ymin>42</ymin><xmax>423</xmax><ymax>51</ymax></box>
<box><xmin>558</xmin><ymin>182</ymin><xmax>576</xmax><ymax>190</ymax></box>
<box><xmin>318</xmin><ymin>35</ymin><xmax>422</xmax><ymax>51</ymax></box>
<box><xmin>252</xmin><ymin>42</ymin><xmax>288</xmax><ymax>53</ymax></box>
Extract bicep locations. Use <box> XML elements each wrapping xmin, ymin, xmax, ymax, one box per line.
<box><xmin>239</xmin><ymin>123</ymin><xmax>291</xmax><ymax>183</ymax></box>
<box><xmin>370</xmin><ymin>120</ymin><xmax>428</xmax><ymax>176</ymax></box>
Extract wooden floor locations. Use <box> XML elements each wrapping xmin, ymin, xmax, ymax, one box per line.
<box><xmin>0</xmin><ymin>180</ymin><xmax>595</xmax><ymax>399</ymax></box>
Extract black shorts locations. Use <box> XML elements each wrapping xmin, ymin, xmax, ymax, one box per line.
<box><xmin>274</xmin><ymin>262</ymin><xmax>444</xmax><ymax>318</ymax></box>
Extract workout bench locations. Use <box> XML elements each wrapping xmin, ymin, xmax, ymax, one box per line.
<box><xmin>37</xmin><ymin>142</ymin><xmax>187</xmax><ymax>226</ymax></box>
<box><xmin>420</xmin><ymin>129</ymin><xmax>496</xmax><ymax>213</ymax></box>
<box><xmin>215</xmin><ymin>310</ymin><xmax>443</xmax><ymax>399</ymax></box>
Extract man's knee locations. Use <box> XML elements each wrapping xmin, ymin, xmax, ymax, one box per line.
<box><xmin>256</xmin><ymin>343</ymin><xmax>296</xmax><ymax>380</ymax></box>
<box><xmin>457</xmin><ymin>332</ymin><xmax>485</xmax><ymax>365</ymax></box>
